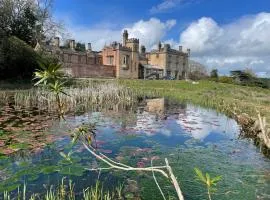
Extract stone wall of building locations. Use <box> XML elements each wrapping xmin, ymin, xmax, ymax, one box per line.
<box><xmin>145</xmin><ymin>44</ymin><xmax>189</xmax><ymax>79</ymax></box>
<box><xmin>63</xmin><ymin>63</ymin><xmax>116</xmax><ymax>78</ymax></box>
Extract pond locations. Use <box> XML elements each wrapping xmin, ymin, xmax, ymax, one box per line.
<box><xmin>0</xmin><ymin>98</ymin><xmax>270</xmax><ymax>199</ymax></box>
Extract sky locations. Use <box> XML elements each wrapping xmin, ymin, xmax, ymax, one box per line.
<box><xmin>53</xmin><ymin>0</ymin><xmax>270</xmax><ymax>76</ymax></box>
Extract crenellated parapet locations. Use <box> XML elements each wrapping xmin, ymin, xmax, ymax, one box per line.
<box><xmin>126</xmin><ymin>38</ymin><xmax>139</xmax><ymax>43</ymax></box>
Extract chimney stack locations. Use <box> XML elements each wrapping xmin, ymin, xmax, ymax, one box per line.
<box><xmin>141</xmin><ymin>45</ymin><xmax>146</xmax><ymax>55</ymax></box>
<box><xmin>69</xmin><ymin>39</ymin><xmax>75</xmax><ymax>50</ymax></box>
<box><xmin>54</xmin><ymin>37</ymin><xmax>60</xmax><ymax>47</ymax></box>
<box><xmin>158</xmin><ymin>41</ymin><xmax>162</xmax><ymax>51</ymax></box>
<box><xmin>87</xmin><ymin>43</ymin><xmax>92</xmax><ymax>51</ymax></box>
<box><xmin>187</xmin><ymin>48</ymin><xmax>191</xmax><ymax>56</ymax></box>
<box><xmin>179</xmin><ymin>46</ymin><xmax>182</xmax><ymax>52</ymax></box>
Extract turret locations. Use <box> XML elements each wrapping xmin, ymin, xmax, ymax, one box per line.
<box><xmin>123</xmin><ymin>30</ymin><xmax>128</xmax><ymax>46</ymax></box>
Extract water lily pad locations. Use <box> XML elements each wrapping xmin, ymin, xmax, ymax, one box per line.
<box><xmin>59</xmin><ymin>165</ymin><xmax>85</xmax><ymax>176</ymax></box>
<box><xmin>41</xmin><ymin>166</ymin><xmax>60</xmax><ymax>174</ymax></box>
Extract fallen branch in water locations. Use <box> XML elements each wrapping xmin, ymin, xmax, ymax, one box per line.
<box><xmin>83</xmin><ymin>142</ymin><xmax>185</xmax><ymax>200</ymax></box>
<box><xmin>258</xmin><ymin>113</ymin><xmax>270</xmax><ymax>149</ymax></box>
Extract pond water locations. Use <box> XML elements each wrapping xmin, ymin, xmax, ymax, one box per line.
<box><xmin>0</xmin><ymin>98</ymin><xmax>270</xmax><ymax>199</ymax></box>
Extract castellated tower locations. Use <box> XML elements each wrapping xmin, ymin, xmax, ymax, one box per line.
<box><xmin>123</xmin><ymin>30</ymin><xmax>128</xmax><ymax>46</ymax></box>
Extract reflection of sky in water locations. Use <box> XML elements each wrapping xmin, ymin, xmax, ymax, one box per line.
<box><xmin>176</xmin><ymin>105</ymin><xmax>239</xmax><ymax>141</ymax></box>
<box><xmin>1</xmin><ymin>99</ymin><xmax>270</xmax><ymax>200</ymax></box>
<box><xmin>69</xmin><ymin>101</ymin><xmax>240</xmax><ymax>146</ymax></box>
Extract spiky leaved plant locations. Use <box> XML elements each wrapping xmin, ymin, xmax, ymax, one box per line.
<box><xmin>194</xmin><ymin>167</ymin><xmax>222</xmax><ymax>200</ymax></box>
<box><xmin>34</xmin><ymin>58</ymin><xmax>67</xmax><ymax>118</ymax></box>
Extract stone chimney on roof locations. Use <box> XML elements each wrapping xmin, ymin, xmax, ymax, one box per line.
<box><xmin>141</xmin><ymin>45</ymin><xmax>146</xmax><ymax>54</ymax></box>
<box><xmin>187</xmin><ymin>48</ymin><xmax>191</xmax><ymax>56</ymax></box>
<box><xmin>87</xmin><ymin>43</ymin><xmax>92</xmax><ymax>51</ymax></box>
<box><xmin>69</xmin><ymin>39</ymin><xmax>75</xmax><ymax>50</ymax></box>
<box><xmin>158</xmin><ymin>41</ymin><xmax>162</xmax><ymax>51</ymax></box>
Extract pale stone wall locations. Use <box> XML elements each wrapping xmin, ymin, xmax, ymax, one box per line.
<box><xmin>146</xmin><ymin>53</ymin><xmax>166</xmax><ymax>70</ymax></box>
<box><xmin>146</xmin><ymin>47</ymin><xmax>189</xmax><ymax>79</ymax></box>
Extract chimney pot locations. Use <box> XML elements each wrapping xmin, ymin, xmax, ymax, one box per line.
<box><xmin>69</xmin><ymin>39</ymin><xmax>75</xmax><ymax>50</ymax></box>
<box><xmin>87</xmin><ymin>43</ymin><xmax>92</xmax><ymax>51</ymax></box>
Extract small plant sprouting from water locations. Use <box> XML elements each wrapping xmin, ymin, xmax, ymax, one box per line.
<box><xmin>194</xmin><ymin>167</ymin><xmax>222</xmax><ymax>200</ymax></box>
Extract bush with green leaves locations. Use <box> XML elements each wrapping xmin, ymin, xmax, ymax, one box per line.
<box><xmin>0</xmin><ymin>36</ymin><xmax>39</xmax><ymax>80</ymax></box>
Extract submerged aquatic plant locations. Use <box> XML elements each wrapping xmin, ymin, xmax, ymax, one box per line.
<box><xmin>194</xmin><ymin>167</ymin><xmax>222</xmax><ymax>200</ymax></box>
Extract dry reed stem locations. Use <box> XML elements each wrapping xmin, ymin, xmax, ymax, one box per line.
<box><xmin>83</xmin><ymin>143</ymin><xmax>185</xmax><ymax>200</ymax></box>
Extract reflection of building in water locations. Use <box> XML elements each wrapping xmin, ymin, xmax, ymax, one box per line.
<box><xmin>145</xmin><ymin>98</ymin><xmax>166</xmax><ymax>114</ymax></box>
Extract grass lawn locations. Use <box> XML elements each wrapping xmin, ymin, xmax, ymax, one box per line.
<box><xmin>118</xmin><ymin>79</ymin><xmax>270</xmax><ymax>126</ymax></box>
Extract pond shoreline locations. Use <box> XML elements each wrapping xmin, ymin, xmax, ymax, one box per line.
<box><xmin>0</xmin><ymin>79</ymin><xmax>269</xmax><ymax>157</ymax></box>
<box><xmin>119</xmin><ymin>79</ymin><xmax>270</xmax><ymax>157</ymax></box>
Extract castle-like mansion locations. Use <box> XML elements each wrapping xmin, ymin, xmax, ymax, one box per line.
<box><xmin>37</xmin><ymin>30</ymin><xmax>190</xmax><ymax>79</ymax></box>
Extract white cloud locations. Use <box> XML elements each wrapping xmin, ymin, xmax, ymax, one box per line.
<box><xmin>68</xmin><ymin>27</ymin><xmax>121</xmax><ymax>51</ymax></box>
<box><xmin>125</xmin><ymin>18</ymin><xmax>176</xmax><ymax>49</ymax></box>
<box><xmin>59</xmin><ymin>12</ymin><xmax>270</xmax><ymax>76</ymax></box>
<box><xmin>150</xmin><ymin>0</ymin><xmax>199</xmax><ymax>14</ymax></box>
<box><xmin>179</xmin><ymin>12</ymin><xmax>270</xmax><ymax>76</ymax></box>
<box><xmin>66</xmin><ymin>18</ymin><xmax>176</xmax><ymax>51</ymax></box>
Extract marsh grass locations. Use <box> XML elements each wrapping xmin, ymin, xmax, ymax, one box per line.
<box><xmin>3</xmin><ymin>179</ymin><xmax>123</xmax><ymax>200</ymax></box>
<box><xmin>0</xmin><ymin>82</ymin><xmax>136</xmax><ymax>113</ymax></box>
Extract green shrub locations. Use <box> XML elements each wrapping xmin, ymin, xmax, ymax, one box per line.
<box><xmin>0</xmin><ymin>36</ymin><xmax>39</xmax><ymax>80</ymax></box>
<box><xmin>218</xmin><ymin>76</ymin><xmax>234</xmax><ymax>84</ymax></box>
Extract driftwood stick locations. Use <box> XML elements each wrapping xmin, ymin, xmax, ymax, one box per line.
<box><xmin>83</xmin><ymin>142</ymin><xmax>185</xmax><ymax>200</ymax></box>
<box><xmin>151</xmin><ymin>159</ymin><xmax>167</xmax><ymax>200</ymax></box>
<box><xmin>83</xmin><ymin>143</ymin><xmax>169</xmax><ymax>178</ymax></box>
<box><xmin>258</xmin><ymin>113</ymin><xmax>270</xmax><ymax>148</ymax></box>
<box><xmin>165</xmin><ymin>158</ymin><xmax>185</xmax><ymax>200</ymax></box>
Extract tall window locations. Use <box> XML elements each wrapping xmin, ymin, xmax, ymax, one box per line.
<box><xmin>107</xmin><ymin>56</ymin><xmax>114</xmax><ymax>65</ymax></box>
<box><xmin>123</xmin><ymin>55</ymin><xmax>129</xmax><ymax>65</ymax></box>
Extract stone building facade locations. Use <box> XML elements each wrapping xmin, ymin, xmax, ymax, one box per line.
<box><xmin>140</xmin><ymin>41</ymin><xmax>190</xmax><ymax>79</ymax></box>
<box><xmin>37</xmin><ymin>30</ymin><xmax>190</xmax><ymax>79</ymax></box>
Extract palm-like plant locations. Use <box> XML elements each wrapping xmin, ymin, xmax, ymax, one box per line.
<box><xmin>34</xmin><ymin>60</ymin><xmax>63</xmax><ymax>86</ymax></box>
<box><xmin>194</xmin><ymin>167</ymin><xmax>222</xmax><ymax>200</ymax></box>
<box><xmin>34</xmin><ymin>59</ymin><xmax>66</xmax><ymax>117</ymax></box>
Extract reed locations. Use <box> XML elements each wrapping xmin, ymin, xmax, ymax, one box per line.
<box><xmin>0</xmin><ymin>82</ymin><xmax>137</xmax><ymax>113</ymax></box>
<box><xmin>3</xmin><ymin>179</ymin><xmax>123</xmax><ymax>200</ymax></box>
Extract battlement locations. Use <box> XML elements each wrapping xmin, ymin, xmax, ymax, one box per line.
<box><xmin>119</xmin><ymin>46</ymin><xmax>132</xmax><ymax>51</ymax></box>
<box><xmin>126</xmin><ymin>38</ymin><xmax>139</xmax><ymax>43</ymax></box>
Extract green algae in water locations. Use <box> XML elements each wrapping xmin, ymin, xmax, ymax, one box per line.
<box><xmin>59</xmin><ymin>165</ymin><xmax>85</xmax><ymax>176</ymax></box>
<box><xmin>1</xmin><ymin>99</ymin><xmax>270</xmax><ymax>199</ymax></box>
